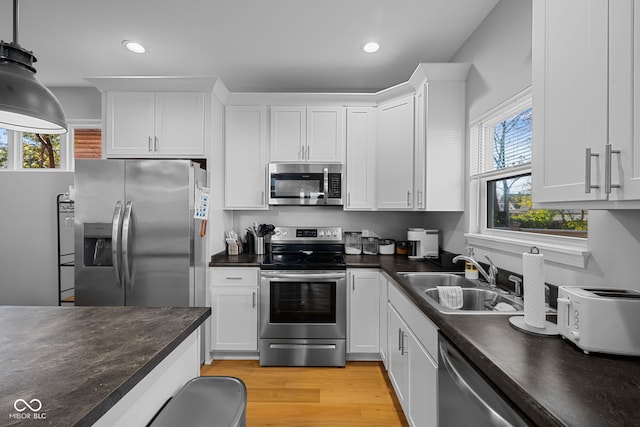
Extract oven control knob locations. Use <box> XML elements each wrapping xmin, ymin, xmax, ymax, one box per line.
<box><xmin>318</xmin><ymin>231</ymin><xmax>325</xmax><ymax>237</ymax></box>
<box><xmin>282</xmin><ymin>230</ymin><xmax>288</xmax><ymax>236</ymax></box>
<box><xmin>331</xmin><ymin>230</ymin><xmax>338</xmax><ymax>237</ymax></box>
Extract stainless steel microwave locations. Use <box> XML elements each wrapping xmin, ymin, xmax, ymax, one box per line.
<box><xmin>268</xmin><ymin>163</ymin><xmax>343</xmax><ymax>206</ymax></box>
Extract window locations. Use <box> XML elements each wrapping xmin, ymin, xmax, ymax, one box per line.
<box><xmin>469</xmin><ymin>88</ymin><xmax>587</xmax><ymax>239</ymax></box>
<box><xmin>0</xmin><ymin>121</ymin><xmax>101</xmax><ymax>170</ymax></box>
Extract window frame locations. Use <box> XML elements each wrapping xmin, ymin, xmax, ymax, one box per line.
<box><xmin>466</xmin><ymin>88</ymin><xmax>590</xmax><ymax>268</ymax></box>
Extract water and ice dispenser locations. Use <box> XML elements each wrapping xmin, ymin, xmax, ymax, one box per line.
<box><xmin>83</xmin><ymin>223</ymin><xmax>113</xmax><ymax>267</ymax></box>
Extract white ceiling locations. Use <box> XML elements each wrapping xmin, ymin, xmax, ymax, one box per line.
<box><xmin>0</xmin><ymin>0</ymin><xmax>499</xmax><ymax>93</ymax></box>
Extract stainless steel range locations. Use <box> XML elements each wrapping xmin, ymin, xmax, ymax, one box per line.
<box><xmin>259</xmin><ymin>226</ymin><xmax>346</xmax><ymax>367</ymax></box>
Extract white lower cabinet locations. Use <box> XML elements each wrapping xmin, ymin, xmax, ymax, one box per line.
<box><xmin>210</xmin><ymin>268</ymin><xmax>259</xmax><ymax>352</ymax></box>
<box><xmin>386</xmin><ymin>282</ymin><xmax>438</xmax><ymax>427</ymax></box>
<box><xmin>379</xmin><ymin>276</ymin><xmax>389</xmax><ymax>368</ymax></box>
<box><xmin>348</xmin><ymin>269</ymin><xmax>380</xmax><ymax>356</ymax></box>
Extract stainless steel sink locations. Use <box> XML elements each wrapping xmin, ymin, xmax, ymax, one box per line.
<box><xmin>424</xmin><ymin>287</ymin><xmax>523</xmax><ymax>313</ymax></box>
<box><xmin>397</xmin><ymin>272</ymin><xmax>478</xmax><ymax>290</ymax></box>
<box><xmin>396</xmin><ymin>272</ymin><xmax>524</xmax><ymax>314</ymax></box>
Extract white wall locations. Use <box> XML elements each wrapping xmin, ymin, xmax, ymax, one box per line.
<box><xmin>0</xmin><ymin>88</ymin><xmax>100</xmax><ymax>305</ymax></box>
<box><xmin>229</xmin><ymin>209</ymin><xmax>429</xmax><ymax>248</ymax></box>
<box><xmin>0</xmin><ymin>171</ymin><xmax>74</xmax><ymax>305</ymax></box>
<box><xmin>431</xmin><ymin>0</ymin><xmax>640</xmax><ymax>289</ymax></box>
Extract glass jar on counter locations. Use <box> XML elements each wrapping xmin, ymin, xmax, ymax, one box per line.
<box><xmin>378</xmin><ymin>239</ymin><xmax>395</xmax><ymax>255</ymax></box>
<box><xmin>344</xmin><ymin>231</ymin><xmax>362</xmax><ymax>255</ymax></box>
<box><xmin>362</xmin><ymin>237</ymin><xmax>379</xmax><ymax>255</ymax></box>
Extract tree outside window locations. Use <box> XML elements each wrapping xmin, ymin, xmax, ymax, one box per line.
<box><xmin>22</xmin><ymin>133</ymin><xmax>61</xmax><ymax>168</ymax></box>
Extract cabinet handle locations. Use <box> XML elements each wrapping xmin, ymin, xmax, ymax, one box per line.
<box><xmin>261</xmin><ymin>190</ymin><xmax>265</xmax><ymax>205</ymax></box>
<box><xmin>347</xmin><ymin>192</ymin><xmax>351</xmax><ymax>207</ymax></box>
<box><xmin>301</xmin><ymin>145</ymin><xmax>305</xmax><ymax>160</ymax></box>
<box><xmin>252</xmin><ymin>291</ymin><xmax>256</xmax><ymax>308</ymax></box>
<box><xmin>398</xmin><ymin>328</ymin><xmax>403</xmax><ymax>351</ymax></box>
<box><xmin>401</xmin><ymin>331</ymin><xmax>407</xmax><ymax>356</ymax></box>
<box><xmin>307</xmin><ymin>145</ymin><xmax>310</xmax><ymax>160</ymax></box>
<box><xmin>352</xmin><ymin>274</ymin><xmax>355</xmax><ymax>291</ymax></box>
<box><xmin>148</xmin><ymin>136</ymin><xmax>153</xmax><ymax>152</ymax></box>
<box><xmin>585</xmin><ymin>148</ymin><xmax>600</xmax><ymax>193</ymax></box>
<box><xmin>605</xmin><ymin>144</ymin><xmax>621</xmax><ymax>194</ymax></box>
<box><xmin>154</xmin><ymin>136</ymin><xmax>159</xmax><ymax>152</ymax></box>
<box><xmin>407</xmin><ymin>191</ymin><xmax>412</xmax><ymax>207</ymax></box>
<box><xmin>225</xmin><ymin>277</ymin><xmax>243</xmax><ymax>280</ymax></box>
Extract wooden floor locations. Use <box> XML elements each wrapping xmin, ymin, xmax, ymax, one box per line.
<box><xmin>200</xmin><ymin>360</ymin><xmax>409</xmax><ymax>427</ymax></box>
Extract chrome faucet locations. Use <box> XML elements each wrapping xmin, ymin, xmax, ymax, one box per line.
<box><xmin>452</xmin><ymin>254</ymin><xmax>499</xmax><ymax>287</ymax></box>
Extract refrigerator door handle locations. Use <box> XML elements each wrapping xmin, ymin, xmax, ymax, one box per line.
<box><xmin>121</xmin><ymin>201</ymin><xmax>133</xmax><ymax>289</ymax></box>
<box><xmin>111</xmin><ymin>201</ymin><xmax>123</xmax><ymax>287</ymax></box>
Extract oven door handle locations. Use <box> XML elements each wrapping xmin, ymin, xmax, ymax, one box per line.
<box><xmin>260</xmin><ymin>271</ymin><xmax>346</xmax><ymax>280</ymax></box>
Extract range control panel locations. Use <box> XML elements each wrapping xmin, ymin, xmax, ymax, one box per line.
<box><xmin>272</xmin><ymin>226</ymin><xmax>343</xmax><ymax>242</ymax></box>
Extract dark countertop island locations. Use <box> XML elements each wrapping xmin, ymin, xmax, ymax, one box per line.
<box><xmin>0</xmin><ymin>306</ymin><xmax>210</xmax><ymax>427</ymax></box>
<box><xmin>211</xmin><ymin>252</ymin><xmax>640</xmax><ymax>426</ymax></box>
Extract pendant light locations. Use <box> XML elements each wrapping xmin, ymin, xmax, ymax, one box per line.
<box><xmin>0</xmin><ymin>0</ymin><xmax>67</xmax><ymax>134</ymax></box>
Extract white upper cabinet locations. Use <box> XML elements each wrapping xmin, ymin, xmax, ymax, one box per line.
<box><xmin>420</xmin><ymin>81</ymin><xmax>466</xmax><ymax>211</ymax></box>
<box><xmin>345</xmin><ymin>107</ymin><xmax>376</xmax><ymax>210</ymax></box>
<box><xmin>306</xmin><ymin>107</ymin><xmax>345</xmax><ymax>162</ymax></box>
<box><xmin>224</xmin><ymin>106</ymin><xmax>268</xmax><ymax>209</ymax></box>
<box><xmin>532</xmin><ymin>0</ymin><xmax>640</xmax><ymax>207</ymax></box>
<box><xmin>376</xmin><ymin>95</ymin><xmax>416</xmax><ymax>210</ymax></box>
<box><xmin>270</xmin><ymin>106</ymin><xmax>344</xmax><ymax>162</ymax></box>
<box><xmin>105</xmin><ymin>92</ymin><xmax>206</xmax><ymax>158</ymax></box>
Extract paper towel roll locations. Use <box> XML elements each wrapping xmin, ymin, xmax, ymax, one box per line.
<box><xmin>523</xmin><ymin>249</ymin><xmax>546</xmax><ymax>329</ymax></box>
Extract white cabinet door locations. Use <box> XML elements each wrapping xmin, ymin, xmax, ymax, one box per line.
<box><xmin>387</xmin><ymin>304</ymin><xmax>409</xmax><ymax>411</ymax></box>
<box><xmin>345</xmin><ymin>107</ymin><xmax>376</xmax><ymax>210</ymax></box>
<box><xmin>377</xmin><ymin>96</ymin><xmax>415</xmax><ymax>209</ymax></box>
<box><xmin>105</xmin><ymin>92</ymin><xmax>206</xmax><ymax>158</ymax></box>
<box><xmin>224</xmin><ymin>106</ymin><xmax>267</xmax><ymax>209</ymax></box>
<box><xmin>348</xmin><ymin>269</ymin><xmax>380</xmax><ymax>354</ymax></box>
<box><xmin>532</xmin><ymin>0</ymin><xmax>609</xmax><ymax>203</ymax></box>
<box><xmin>270</xmin><ymin>106</ymin><xmax>306</xmax><ymax>161</ymax></box>
<box><xmin>407</xmin><ymin>330</ymin><xmax>438</xmax><ymax>427</ymax></box>
<box><xmin>210</xmin><ymin>286</ymin><xmax>258</xmax><ymax>351</ymax></box>
<box><xmin>610</xmin><ymin>0</ymin><xmax>640</xmax><ymax>200</ymax></box>
<box><xmin>306</xmin><ymin>106</ymin><xmax>344</xmax><ymax>162</ymax></box>
<box><xmin>105</xmin><ymin>92</ymin><xmax>156</xmax><ymax>157</ymax></box>
<box><xmin>379</xmin><ymin>276</ymin><xmax>389</xmax><ymax>369</ymax></box>
<box><xmin>154</xmin><ymin>92</ymin><xmax>205</xmax><ymax>157</ymax></box>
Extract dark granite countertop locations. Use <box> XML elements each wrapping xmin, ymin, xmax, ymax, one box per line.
<box><xmin>0</xmin><ymin>306</ymin><xmax>210</xmax><ymax>427</ymax></box>
<box><xmin>210</xmin><ymin>252</ymin><xmax>640</xmax><ymax>426</ymax></box>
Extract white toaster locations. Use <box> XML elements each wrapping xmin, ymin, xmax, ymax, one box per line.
<box><xmin>557</xmin><ymin>286</ymin><xmax>640</xmax><ymax>356</ymax></box>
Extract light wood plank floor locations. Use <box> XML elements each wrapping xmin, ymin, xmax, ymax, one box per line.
<box><xmin>200</xmin><ymin>360</ymin><xmax>409</xmax><ymax>427</ymax></box>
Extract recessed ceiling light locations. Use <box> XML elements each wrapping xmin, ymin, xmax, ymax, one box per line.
<box><xmin>122</xmin><ymin>40</ymin><xmax>146</xmax><ymax>54</ymax></box>
<box><xmin>362</xmin><ymin>41</ymin><xmax>380</xmax><ymax>54</ymax></box>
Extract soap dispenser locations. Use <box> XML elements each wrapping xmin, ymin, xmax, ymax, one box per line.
<box><xmin>464</xmin><ymin>247</ymin><xmax>479</xmax><ymax>280</ymax></box>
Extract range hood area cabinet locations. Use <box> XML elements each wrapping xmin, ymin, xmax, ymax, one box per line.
<box><xmin>270</xmin><ymin>106</ymin><xmax>345</xmax><ymax>163</ymax></box>
<box><xmin>104</xmin><ymin>91</ymin><xmax>206</xmax><ymax>158</ymax></box>
<box><xmin>224</xmin><ymin>106</ymin><xmax>268</xmax><ymax>210</ymax></box>
<box><xmin>532</xmin><ymin>0</ymin><xmax>640</xmax><ymax>209</ymax></box>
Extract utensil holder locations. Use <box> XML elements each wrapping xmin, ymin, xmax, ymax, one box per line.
<box><xmin>255</xmin><ymin>237</ymin><xmax>265</xmax><ymax>255</ymax></box>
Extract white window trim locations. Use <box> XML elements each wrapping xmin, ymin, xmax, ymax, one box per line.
<box><xmin>467</xmin><ymin>88</ymin><xmax>590</xmax><ymax>268</ymax></box>
<box><xmin>64</xmin><ymin>119</ymin><xmax>103</xmax><ymax>170</ymax></box>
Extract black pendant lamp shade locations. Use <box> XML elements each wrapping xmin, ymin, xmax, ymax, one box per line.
<box><xmin>0</xmin><ymin>0</ymin><xmax>67</xmax><ymax>134</ymax></box>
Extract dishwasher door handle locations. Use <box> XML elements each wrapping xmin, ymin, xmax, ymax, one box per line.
<box><xmin>439</xmin><ymin>341</ymin><xmax>514</xmax><ymax>427</ymax></box>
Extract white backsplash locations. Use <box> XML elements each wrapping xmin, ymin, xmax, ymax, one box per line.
<box><xmin>232</xmin><ymin>207</ymin><xmax>431</xmax><ymax>242</ymax></box>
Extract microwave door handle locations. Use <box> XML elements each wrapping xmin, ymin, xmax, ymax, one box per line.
<box><xmin>323</xmin><ymin>167</ymin><xmax>329</xmax><ymax>205</ymax></box>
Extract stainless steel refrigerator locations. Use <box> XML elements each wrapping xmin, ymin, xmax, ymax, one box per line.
<box><xmin>74</xmin><ymin>159</ymin><xmax>206</xmax><ymax>307</ymax></box>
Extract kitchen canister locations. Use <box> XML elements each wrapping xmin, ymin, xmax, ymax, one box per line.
<box><xmin>362</xmin><ymin>237</ymin><xmax>379</xmax><ymax>255</ymax></box>
<box><xmin>345</xmin><ymin>231</ymin><xmax>363</xmax><ymax>255</ymax></box>
<box><xmin>378</xmin><ymin>239</ymin><xmax>395</xmax><ymax>255</ymax></box>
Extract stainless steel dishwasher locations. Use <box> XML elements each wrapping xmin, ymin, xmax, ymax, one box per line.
<box><xmin>438</xmin><ymin>335</ymin><xmax>530</xmax><ymax>426</ymax></box>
